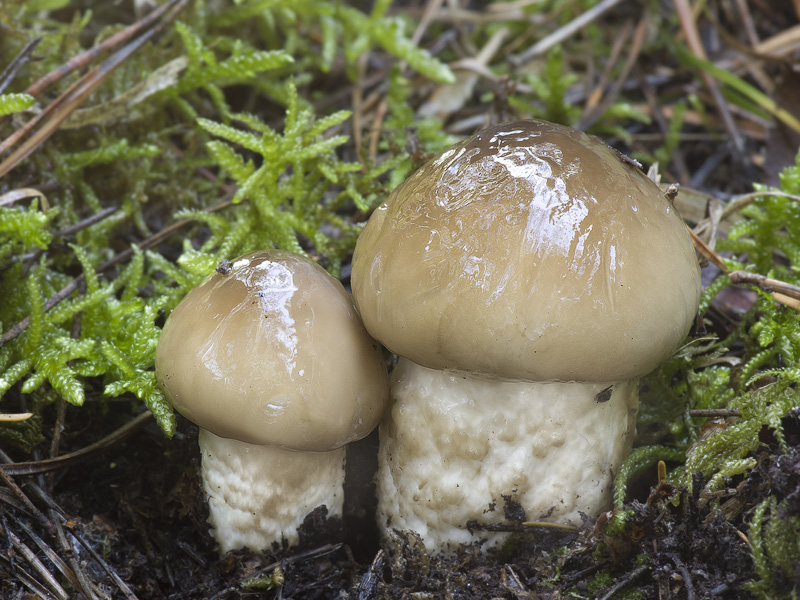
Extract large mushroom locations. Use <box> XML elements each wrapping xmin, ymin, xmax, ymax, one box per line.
<box><xmin>351</xmin><ymin>120</ymin><xmax>701</xmax><ymax>551</ymax></box>
<box><xmin>156</xmin><ymin>250</ymin><xmax>389</xmax><ymax>553</ymax></box>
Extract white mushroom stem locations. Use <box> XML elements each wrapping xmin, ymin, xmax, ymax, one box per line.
<box><xmin>376</xmin><ymin>358</ymin><xmax>639</xmax><ymax>553</ymax></box>
<box><xmin>199</xmin><ymin>430</ymin><xmax>345</xmax><ymax>553</ymax></box>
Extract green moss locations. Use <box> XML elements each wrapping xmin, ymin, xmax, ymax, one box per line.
<box><xmin>509</xmin><ymin>46</ymin><xmax>581</xmax><ymax>126</ymax></box>
<box><xmin>612</xmin><ymin>152</ymin><xmax>800</xmax><ymax>598</ymax></box>
<box><xmin>0</xmin><ymin>92</ymin><xmax>34</xmax><ymax>117</ymax></box>
<box><xmin>747</xmin><ymin>496</ymin><xmax>800</xmax><ymax>599</ymax></box>
<box><xmin>586</xmin><ymin>569</ymin><xmax>613</xmax><ymax>593</ymax></box>
<box><xmin>0</xmin><ymin>1</ymin><xmax>453</xmax><ymax>443</ymax></box>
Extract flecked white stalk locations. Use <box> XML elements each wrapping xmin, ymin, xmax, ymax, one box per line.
<box><xmin>200</xmin><ymin>429</ymin><xmax>345</xmax><ymax>553</ymax></box>
<box><xmin>376</xmin><ymin>358</ymin><xmax>639</xmax><ymax>552</ymax></box>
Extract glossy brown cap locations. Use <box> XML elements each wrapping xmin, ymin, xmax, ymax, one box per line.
<box><xmin>351</xmin><ymin>120</ymin><xmax>701</xmax><ymax>382</ymax></box>
<box><xmin>156</xmin><ymin>250</ymin><xmax>389</xmax><ymax>451</ymax></box>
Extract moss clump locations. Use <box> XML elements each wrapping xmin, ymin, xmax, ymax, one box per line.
<box><xmin>612</xmin><ymin>154</ymin><xmax>800</xmax><ymax>598</ymax></box>
<box><xmin>0</xmin><ymin>1</ymin><xmax>453</xmax><ymax>440</ymax></box>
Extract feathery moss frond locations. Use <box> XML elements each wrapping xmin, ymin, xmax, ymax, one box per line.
<box><xmin>188</xmin><ymin>80</ymin><xmax>376</xmax><ymax>274</ymax></box>
<box><xmin>0</xmin><ymin>93</ymin><xmax>35</xmax><ymax>117</ymax></box>
<box><xmin>1</xmin><ymin>1</ymin><xmax>459</xmax><ymax>442</ymax></box>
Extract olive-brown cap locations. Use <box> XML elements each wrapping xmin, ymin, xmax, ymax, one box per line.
<box><xmin>156</xmin><ymin>250</ymin><xmax>389</xmax><ymax>451</ymax></box>
<box><xmin>351</xmin><ymin>120</ymin><xmax>701</xmax><ymax>382</ymax></box>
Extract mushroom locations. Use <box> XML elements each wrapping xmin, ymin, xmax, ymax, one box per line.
<box><xmin>350</xmin><ymin>120</ymin><xmax>701</xmax><ymax>551</ymax></box>
<box><xmin>155</xmin><ymin>250</ymin><xmax>389</xmax><ymax>553</ymax></box>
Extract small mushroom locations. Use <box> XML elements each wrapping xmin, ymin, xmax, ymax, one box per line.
<box><xmin>156</xmin><ymin>250</ymin><xmax>389</xmax><ymax>553</ymax></box>
<box><xmin>351</xmin><ymin>120</ymin><xmax>701</xmax><ymax>551</ymax></box>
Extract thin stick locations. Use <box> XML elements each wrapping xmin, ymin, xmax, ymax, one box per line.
<box><xmin>689</xmin><ymin>409</ymin><xmax>741</xmax><ymax>418</ymax></box>
<box><xmin>671</xmin><ymin>554</ymin><xmax>697</xmax><ymax>600</ymax></box>
<box><xmin>0</xmin><ymin>465</ymin><xmax>55</xmax><ymax>537</ymax></box>
<box><xmin>14</xmin><ymin>519</ymin><xmax>81</xmax><ymax>591</ymax></box>
<box><xmin>521</xmin><ymin>520</ymin><xmax>579</xmax><ymax>531</ymax></box>
<box><xmin>2</xmin><ymin>411</ymin><xmax>153</xmax><ymax>477</ymax></box>
<box><xmin>50</xmin><ymin>515</ymin><xmax>99</xmax><ymax>600</ymax></box>
<box><xmin>720</xmin><ymin>190</ymin><xmax>800</xmax><ymax>221</ymax></box>
<box><xmin>729</xmin><ymin>271</ymin><xmax>800</xmax><ymax>301</ymax></box>
<box><xmin>0</xmin><ymin>0</ymin><xmax>190</xmax><ymax>175</ymax></box>
<box><xmin>0</xmin><ymin>554</ymin><xmax>60</xmax><ymax>600</ymax></box>
<box><xmin>24</xmin><ymin>0</ymin><xmax>183</xmax><ymax>98</ymax></box>
<box><xmin>0</xmin><ymin>37</ymin><xmax>42</xmax><ymax>94</ymax></box>
<box><xmin>54</xmin><ymin>206</ymin><xmax>119</xmax><ymax>239</ymax></box>
<box><xmin>4</xmin><ymin>528</ymin><xmax>69</xmax><ymax>600</ymax></box>
<box><xmin>598</xmin><ymin>564</ymin><xmax>650</xmax><ymax>600</ymax></box>
<box><xmin>578</xmin><ymin>15</ymin><xmax>648</xmax><ymax>130</ymax></box>
<box><xmin>0</xmin><ymin>73</ymin><xmax>86</xmax><ymax>157</ymax></box>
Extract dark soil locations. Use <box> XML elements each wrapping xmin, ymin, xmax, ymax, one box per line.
<box><xmin>2</xmin><ymin>400</ymin><xmax>797</xmax><ymax>599</ymax></box>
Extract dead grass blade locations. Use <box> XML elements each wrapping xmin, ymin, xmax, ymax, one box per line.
<box><xmin>4</xmin><ymin>527</ymin><xmax>70</xmax><ymax>600</ymax></box>
<box><xmin>578</xmin><ymin>15</ymin><xmax>648</xmax><ymax>130</ymax></box>
<box><xmin>23</xmin><ymin>0</ymin><xmax>184</xmax><ymax>99</ymax></box>
<box><xmin>0</xmin><ymin>0</ymin><xmax>190</xmax><ymax>178</ymax></box>
<box><xmin>674</xmin><ymin>0</ymin><xmax>744</xmax><ymax>152</ymax></box>
<box><xmin>509</xmin><ymin>0</ymin><xmax>626</xmax><ymax>65</ymax></box>
<box><xmin>0</xmin><ymin>37</ymin><xmax>42</xmax><ymax>94</ymax></box>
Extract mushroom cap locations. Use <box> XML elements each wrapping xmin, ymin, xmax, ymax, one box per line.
<box><xmin>156</xmin><ymin>250</ymin><xmax>389</xmax><ymax>451</ymax></box>
<box><xmin>351</xmin><ymin>120</ymin><xmax>701</xmax><ymax>382</ymax></box>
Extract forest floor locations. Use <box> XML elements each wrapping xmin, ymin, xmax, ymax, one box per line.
<box><xmin>3</xmin><ymin>399</ymin><xmax>797</xmax><ymax>599</ymax></box>
<box><xmin>2</xmin><ymin>1</ymin><xmax>800</xmax><ymax>599</ymax></box>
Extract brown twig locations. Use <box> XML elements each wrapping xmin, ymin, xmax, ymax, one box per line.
<box><xmin>500</xmin><ymin>564</ymin><xmax>535</xmax><ymax>599</ymax></box>
<box><xmin>23</xmin><ymin>0</ymin><xmax>183</xmax><ymax>99</ymax></box>
<box><xmin>2</xmin><ymin>527</ymin><xmax>69</xmax><ymax>600</ymax></box>
<box><xmin>2</xmin><ymin>411</ymin><xmax>154</xmax><ymax>476</ymax></box>
<box><xmin>689</xmin><ymin>409</ymin><xmax>742</xmax><ymax>418</ymax></box>
<box><xmin>687</xmin><ymin>226</ymin><xmax>800</xmax><ymax>310</ymax></box>
<box><xmin>0</xmin><ymin>71</ymin><xmax>85</xmax><ymax>158</ymax></box>
<box><xmin>734</xmin><ymin>0</ymin><xmax>760</xmax><ymax>49</ymax></box>
<box><xmin>63</xmin><ymin>520</ymin><xmax>141</xmax><ymax>600</ymax></box>
<box><xmin>0</xmin><ymin>552</ymin><xmax>61</xmax><ymax>600</ymax></box>
<box><xmin>598</xmin><ymin>564</ymin><xmax>650</xmax><ymax>600</ymax></box>
<box><xmin>14</xmin><ymin>519</ymin><xmax>81</xmax><ymax>592</ymax></box>
<box><xmin>582</xmin><ymin>19</ymin><xmax>632</xmax><ymax>115</ymax></box>
<box><xmin>640</xmin><ymin>75</ymin><xmax>692</xmax><ymax>185</ymax></box>
<box><xmin>51</xmin><ymin>514</ymin><xmax>100</xmax><ymax>600</ymax></box>
<box><xmin>45</xmin><ymin>401</ymin><xmax>68</xmax><ymax>493</ymax></box>
<box><xmin>55</xmin><ymin>206</ymin><xmax>119</xmax><ymax>240</ymax></box>
<box><xmin>729</xmin><ymin>271</ymin><xmax>800</xmax><ymax>302</ymax></box>
<box><xmin>671</xmin><ymin>554</ymin><xmax>697</xmax><ymax>600</ymax></box>
<box><xmin>0</xmin><ymin>465</ymin><xmax>55</xmax><ymax>537</ymax></box>
<box><xmin>0</xmin><ymin>0</ymin><xmax>190</xmax><ymax>177</ymax></box>
<box><xmin>509</xmin><ymin>0</ymin><xmax>626</xmax><ymax>65</ymax></box>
